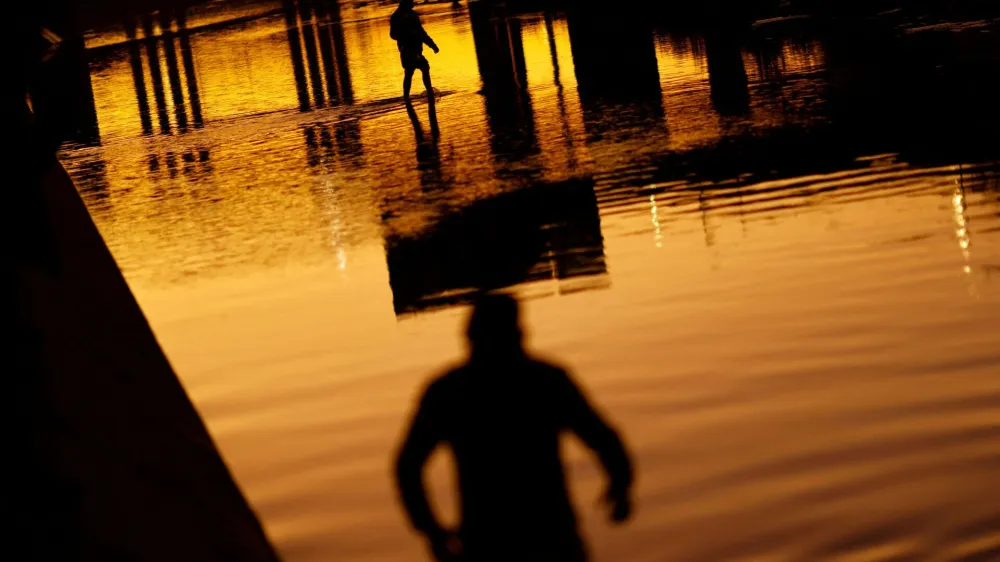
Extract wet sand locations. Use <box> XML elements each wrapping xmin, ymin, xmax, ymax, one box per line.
<box><xmin>59</xmin><ymin>2</ymin><xmax>1000</xmax><ymax>560</ymax></box>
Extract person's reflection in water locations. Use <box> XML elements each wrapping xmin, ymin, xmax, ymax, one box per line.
<box><xmin>395</xmin><ymin>294</ymin><xmax>634</xmax><ymax>561</ymax></box>
<box><xmin>405</xmin><ymin>101</ymin><xmax>444</xmax><ymax>191</ymax></box>
<box><xmin>391</xmin><ymin>0</ymin><xmax>440</xmax><ymax>103</ymax></box>
<box><xmin>406</xmin><ymin>98</ymin><xmax>439</xmax><ymax>140</ymax></box>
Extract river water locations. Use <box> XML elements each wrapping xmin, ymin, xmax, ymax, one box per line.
<box><xmin>58</xmin><ymin>1</ymin><xmax>1000</xmax><ymax>560</ymax></box>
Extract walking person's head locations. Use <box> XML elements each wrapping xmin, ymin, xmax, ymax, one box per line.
<box><xmin>399</xmin><ymin>0</ymin><xmax>414</xmax><ymax>10</ymax></box>
<box><xmin>466</xmin><ymin>293</ymin><xmax>523</xmax><ymax>358</ymax></box>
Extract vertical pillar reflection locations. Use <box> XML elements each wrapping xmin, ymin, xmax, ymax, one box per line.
<box><xmin>283</xmin><ymin>0</ymin><xmax>312</xmax><ymax>111</ymax></box>
<box><xmin>128</xmin><ymin>10</ymin><xmax>205</xmax><ymax>135</ymax></box>
<box><xmin>298</xmin><ymin>1</ymin><xmax>326</xmax><ymax>108</ymax></box>
<box><xmin>141</xmin><ymin>15</ymin><xmax>171</xmax><ymax>134</ymax></box>
<box><xmin>176</xmin><ymin>11</ymin><xmax>204</xmax><ymax>128</ymax></box>
<box><xmin>159</xmin><ymin>11</ymin><xmax>189</xmax><ymax>132</ymax></box>
<box><xmin>326</xmin><ymin>2</ymin><xmax>354</xmax><ymax>105</ymax></box>
<box><xmin>470</xmin><ymin>2</ymin><xmax>539</xmax><ymax>167</ymax></box>
<box><xmin>283</xmin><ymin>0</ymin><xmax>354</xmax><ymax>110</ymax></box>
<box><xmin>124</xmin><ymin>19</ymin><xmax>154</xmax><ymax>135</ymax></box>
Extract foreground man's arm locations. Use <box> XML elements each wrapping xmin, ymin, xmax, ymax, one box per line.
<box><xmin>560</xmin><ymin>370</ymin><xmax>634</xmax><ymax>522</ymax></box>
<box><xmin>394</xmin><ymin>382</ymin><xmax>457</xmax><ymax>559</ymax></box>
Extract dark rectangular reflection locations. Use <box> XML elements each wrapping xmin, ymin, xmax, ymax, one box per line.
<box><xmin>705</xmin><ymin>28</ymin><xmax>750</xmax><ymax>116</ymax></box>
<box><xmin>385</xmin><ymin>179</ymin><xmax>608</xmax><ymax>315</ymax></box>
<box><xmin>470</xmin><ymin>2</ymin><xmax>539</xmax><ymax>168</ymax></box>
<box><xmin>567</xmin><ymin>8</ymin><xmax>663</xmax><ymax>139</ymax></box>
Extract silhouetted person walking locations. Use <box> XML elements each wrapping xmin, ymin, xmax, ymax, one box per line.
<box><xmin>390</xmin><ymin>0</ymin><xmax>439</xmax><ymax>103</ymax></box>
<box><xmin>395</xmin><ymin>294</ymin><xmax>634</xmax><ymax>561</ymax></box>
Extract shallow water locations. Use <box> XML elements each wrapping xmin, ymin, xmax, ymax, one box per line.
<box><xmin>59</xmin><ymin>2</ymin><xmax>1000</xmax><ymax>560</ymax></box>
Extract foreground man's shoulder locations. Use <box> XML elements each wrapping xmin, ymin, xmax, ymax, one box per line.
<box><xmin>425</xmin><ymin>365</ymin><xmax>466</xmax><ymax>393</ymax></box>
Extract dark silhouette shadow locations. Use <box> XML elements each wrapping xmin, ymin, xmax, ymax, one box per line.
<box><xmin>384</xmin><ymin>178</ymin><xmax>608</xmax><ymax>315</ymax></box>
<box><xmin>395</xmin><ymin>294</ymin><xmax>634</xmax><ymax>561</ymax></box>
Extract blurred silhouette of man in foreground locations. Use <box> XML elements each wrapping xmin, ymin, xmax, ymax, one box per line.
<box><xmin>390</xmin><ymin>0</ymin><xmax>439</xmax><ymax>103</ymax></box>
<box><xmin>395</xmin><ymin>294</ymin><xmax>634</xmax><ymax>561</ymax></box>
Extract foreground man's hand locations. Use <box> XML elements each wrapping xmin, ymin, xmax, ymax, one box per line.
<box><xmin>603</xmin><ymin>486</ymin><xmax>633</xmax><ymax>524</ymax></box>
<box><xmin>426</xmin><ymin>528</ymin><xmax>462</xmax><ymax>561</ymax></box>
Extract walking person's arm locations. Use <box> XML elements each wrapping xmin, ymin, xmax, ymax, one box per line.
<box><xmin>420</xmin><ymin>22</ymin><xmax>439</xmax><ymax>53</ymax></box>
<box><xmin>559</xmin><ymin>371</ymin><xmax>634</xmax><ymax>522</ymax></box>
<box><xmin>394</xmin><ymin>382</ymin><xmax>458</xmax><ymax>559</ymax></box>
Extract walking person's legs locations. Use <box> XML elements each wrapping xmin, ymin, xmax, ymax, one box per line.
<box><xmin>421</xmin><ymin>65</ymin><xmax>435</xmax><ymax>103</ymax></box>
<box><xmin>403</xmin><ymin>67</ymin><xmax>416</xmax><ymax>102</ymax></box>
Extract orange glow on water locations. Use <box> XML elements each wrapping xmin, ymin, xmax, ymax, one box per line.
<box><xmin>59</xmin><ymin>4</ymin><xmax>1000</xmax><ymax>561</ymax></box>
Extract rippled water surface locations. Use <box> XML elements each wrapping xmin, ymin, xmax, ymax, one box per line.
<box><xmin>59</xmin><ymin>2</ymin><xmax>1000</xmax><ymax>560</ymax></box>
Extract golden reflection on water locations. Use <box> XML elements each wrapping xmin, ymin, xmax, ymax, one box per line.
<box><xmin>57</xmin><ymin>4</ymin><xmax>1000</xmax><ymax>561</ymax></box>
<box><xmin>649</xmin><ymin>194</ymin><xmax>663</xmax><ymax>248</ymax></box>
<box><xmin>71</xmin><ymin>5</ymin><xmax>625</xmax><ymax>287</ymax></box>
<box><xmin>61</xmin><ymin>0</ymin><xmax>1000</xmax><ymax>336</ymax></box>
<box><xmin>953</xmin><ymin>185</ymin><xmax>971</xmax><ymax>264</ymax></box>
